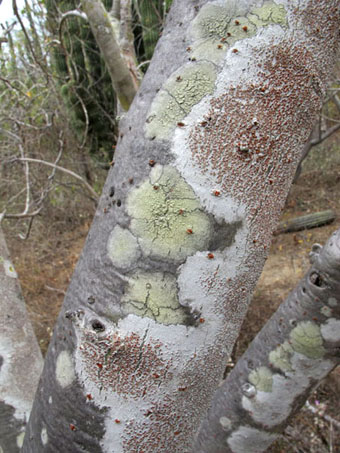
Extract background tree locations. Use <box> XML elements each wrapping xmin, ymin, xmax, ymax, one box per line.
<box><xmin>45</xmin><ymin>0</ymin><xmax>119</xmax><ymax>166</ymax></box>
<box><xmin>20</xmin><ymin>0</ymin><xmax>340</xmax><ymax>452</ymax></box>
<box><xmin>0</xmin><ymin>226</ymin><xmax>43</xmax><ymax>452</ymax></box>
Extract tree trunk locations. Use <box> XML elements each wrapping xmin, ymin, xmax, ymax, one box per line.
<box><xmin>23</xmin><ymin>1</ymin><xmax>340</xmax><ymax>451</ymax></box>
<box><xmin>0</xmin><ymin>227</ymin><xmax>43</xmax><ymax>452</ymax></box>
<box><xmin>195</xmin><ymin>228</ymin><xmax>340</xmax><ymax>452</ymax></box>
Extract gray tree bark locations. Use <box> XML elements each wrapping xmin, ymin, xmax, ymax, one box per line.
<box><xmin>23</xmin><ymin>0</ymin><xmax>340</xmax><ymax>452</ymax></box>
<box><xmin>0</xmin><ymin>227</ymin><xmax>43</xmax><ymax>452</ymax></box>
<box><xmin>195</xmin><ymin>228</ymin><xmax>340</xmax><ymax>452</ymax></box>
<box><xmin>80</xmin><ymin>0</ymin><xmax>137</xmax><ymax>110</ymax></box>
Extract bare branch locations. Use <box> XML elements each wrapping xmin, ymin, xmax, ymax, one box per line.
<box><xmin>80</xmin><ymin>0</ymin><xmax>137</xmax><ymax>110</ymax></box>
<box><xmin>74</xmin><ymin>90</ymin><xmax>89</xmax><ymax>149</ymax></box>
<box><xmin>58</xmin><ymin>9</ymin><xmax>88</xmax><ymax>48</ymax></box>
<box><xmin>3</xmin><ymin>206</ymin><xmax>43</xmax><ymax>219</ymax></box>
<box><xmin>12</xmin><ymin>0</ymin><xmax>48</xmax><ymax>79</ymax></box>
<box><xmin>304</xmin><ymin>401</ymin><xmax>340</xmax><ymax>431</ymax></box>
<box><xmin>14</xmin><ymin>157</ymin><xmax>99</xmax><ymax>201</ymax></box>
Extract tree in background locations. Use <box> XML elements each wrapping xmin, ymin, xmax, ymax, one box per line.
<box><xmin>45</xmin><ymin>0</ymin><xmax>119</xmax><ymax>165</ymax></box>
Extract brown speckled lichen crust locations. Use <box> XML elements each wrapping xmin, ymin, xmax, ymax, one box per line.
<box><xmin>195</xmin><ymin>229</ymin><xmax>340</xmax><ymax>453</ymax></box>
<box><xmin>23</xmin><ymin>1</ymin><xmax>340</xmax><ymax>452</ymax></box>
<box><xmin>78</xmin><ymin>331</ymin><xmax>172</xmax><ymax>398</ymax></box>
<box><xmin>189</xmin><ymin>42</ymin><xmax>324</xmax><ymax>235</ymax></box>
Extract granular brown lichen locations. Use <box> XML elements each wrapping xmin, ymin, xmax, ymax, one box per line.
<box><xmin>122</xmin><ymin>344</ymin><xmax>225</xmax><ymax>453</ymax></box>
<box><xmin>189</xmin><ymin>41</ymin><xmax>323</xmax><ymax>236</ymax></box>
<box><xmin>79</xmin><ymin>331</ymin><xmax>172</xmax><ymax>398</ymax></box>
<box><xmin>122</xmin><ymin>396</ymin><xmax>186</xmax><ymax>452</ymax></box>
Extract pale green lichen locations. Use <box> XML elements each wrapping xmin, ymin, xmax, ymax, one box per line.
<box><xmin>127</xmin><ymin>165</ymin><xmax>212</xmax><ymax>262</ymax></box>
<box><xmin>249</xmin><ymin>366</ymin><xmax>273</xmax><ymax>392</ymax></box>
<box><xmin>107</xmin><ymin>226</ymin><xmax>140</xmax><ymax>269</ymax></box>
<box><xmin>190</xmin><ymin>4</ymin><xmax>231</xmax><ymax>41</ymax></box>
<box><xmin>189</xmin><ymin>1</ymin><xmax>287</xmax><ymax>63</ymax></box>
<box><xmin>16</xmin><ymin>432</ymin><xmax>25</xmax><ymax>448</ymax></box>
<box><xmin>4</xmin><ymin>259</ymin><xmax>18</xmax><ymax>278</ymax></box>
<box><xmin>250</xmin><ymin>1</ymin><xmax>287</xmax><ymax>28</ymax></box>
<box><xmin>320</xmin><ymin>305</ymin><xmax>332</xmax><ymax>317</ymax></box>
<box><xmin>290</xmin><ymin>321</ymin><xmax>325</xmax><ymax>359</ymax></box>
<box><xmin>145</xmin><ymin>1</ymin><xmax>287</xmax><ymax>140</ymax></box>
<box><xmin>122</xmin><ymin>270</ymin><xmax>190</xmax><ymax>325</ymax></box>
<box><xmin>328</xmin><ymin>297</ymin><xmax>338</xmax><ymax>307</ymax></box>
<box><xmin>145</xmin><ymin>62</ymin><xmax>216</xmax><ymax>140</ymax></box>
<box><xmin>269</xmin><ymin>341</ymin><xmax>294</xmax><ymax>372</ymax></box>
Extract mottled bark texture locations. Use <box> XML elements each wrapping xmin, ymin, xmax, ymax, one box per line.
<box><xmin>81</xmin><ymin>0</ymin><xmax>137</xmax><ymax>110</ymax></box>
<box><xmin>195</xmin><ymin>229</ymin><xmax>340</xmax><ymax>452</ymax></box>
<box><xmin>23</xmin><ymin>1</ymin><xmax>339</xmax><ymax>452</ymax></box>
<box><xmin>0</xmin><ymin>227</ymin><xmax>43</xmax><ymax>452</ymax></box>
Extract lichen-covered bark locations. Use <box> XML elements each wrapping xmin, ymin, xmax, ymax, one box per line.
<box><xmin>195</xmin><ymin>229</ymin><xmax>340</xmax><ymax>453</ymax></box>
<box><xmin>23</xmin><ymin>1</ymin><xmax>339</xmax><ymax>452</ymax></box>
<box><xmin>0</xmin><ymin>227</ymin><xmax>43</xmax><ymax>452</ymax></box>
<box><xmin>81</xmin><ymin>0</ymin><xmax>137</xmax><ymax>110</ymax></box>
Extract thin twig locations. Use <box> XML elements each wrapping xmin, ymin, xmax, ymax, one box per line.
<box><xmin>4</xmin><ymin>207</ymin><xmax>43</xmax><ymax>219</ymax></box>
<box><xmin>12</xmin><ymin>0</ymin><xmax>48</xmax><ymax>80</ymax></box>
<box><xmin>58</xmin><ymin>10</ymin><xmax>87</xmax><ymax>50</ymax></box>
<box><xmin>74</xmin><ymin>91</ymin><xmax>89</xmax><ymax>149</ymax></box>
<box><xmin>45</xmin><ymin>285</ymin><xmax>66</xmax><ymax>295</ymax></box>
<box><xmin>304</xmin><ymin>401</ymin><xmax>340</xmax><ymax>430</ymax></box>
<box><xmin>19</xmin><ymin>143</ymin><xmax>30</xmax><ymax>215</ymax></box>
<box><xmin>14</xmin><ymin>157</ymin><xmax>99</xmax><ymax>201</ymax></box>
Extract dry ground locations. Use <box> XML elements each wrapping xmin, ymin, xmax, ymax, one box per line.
<box><xmin>3</xmin><ymin>139</ymin><xmax>340</xmax><ymax>452</ymax></box>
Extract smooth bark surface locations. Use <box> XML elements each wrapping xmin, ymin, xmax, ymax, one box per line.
<box><xmin>0</xmin><ymin>227</ymin><xmax>43</xmax><ymax>452</ymax></box>
<box><xmin>24</xmin><ymin>1</ymin><xmax>340</xmax><ymax>452</ymax></box>
<box><xmin>81</xmin><ymin>0</ymin><xmax>137</xmax><ymax>110</ymax></box>
<box><xmin>195</xmin><ymin>229</ymin><xmax>340</xmax><ymax>452</ymax></box>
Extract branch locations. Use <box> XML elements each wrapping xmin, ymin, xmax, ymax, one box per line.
<box><xmin>274</xmin><ymin>210</ymin><xmax>336</xmax><ymax>235</ymax></box>
<box><xmin>119</xmin><ymin>0</ymin><xmax>142</xmax><ymax>88</ymax></box>
<box><xmin>12</xmin><ymin>0</ymin><xmax>48</xmax><ymax>79</ymax></box>
<box><xmin>58</xmin><ymin>9</ymin><xmax>88</xmax><ymax>47</ymax></box>
<box><xmin>3</xmin><ymin>206</ymin><xmax>43</xmax><ymax>219</ymax></box>
<box><xmin>310</xmin><ymin>122</ymin><xmax>340</xmax><ymax>147</ymax></box>
<box><xmin>195</xmin><ymin>230</ymin><xmax>340</xmax><ymax>452</ymax></box>
<box><xmin>74</xmin><ymin>90</ymin><xmax>89</xmax><ymax>149</ymax></box>
<box><xmin>304</xmin><ymin>401</ymin><xmax>340</xmax><ymax>431</ymax></box>
<box><xmin>13</xmin><ymin>158</ymin><xmax>99</xmax><ymax>201</ymax></box>
<box><xmin>80</xmin><ymin>0</ymin><xmax>137</xmax><ymax>110</ymax></box>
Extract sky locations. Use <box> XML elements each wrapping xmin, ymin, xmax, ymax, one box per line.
<box><xmin>0</xmin><ymin>0</ymin><xmax>25</xmax><ymax>26</ymax></box>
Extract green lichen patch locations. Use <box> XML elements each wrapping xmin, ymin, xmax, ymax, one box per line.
<box><xmin>190</xmin><ymin>4</ymin><xmax>231</xmax><ymax>42</ymax></box>
<box><xmin>189</xmin><ymin>1</ymin><xmax>287</xmax><ymax>64</ymax></box>
<box><xmin>250</xmin><ymin>1</ymin><xmax>287</xmax><ymax>28</ymax></box>
<box><xmin>127</xmin><ymin>165</ymin><xmax>212</xmax><ymax>262</ymax></box>
<box><xmin>145</xmin><ymin>1</ymin><xmax>287</xmax><ymax>141</ymax></box>
<box><xmin>320</xmin><ymin>306</ymin><xmax>332</xmax><ymax>317</ymax></box>
<box><xmin>145</xmin><ymin>62</ymin><xmax>216</xmax><ymax>140</ymax></box>
<box><xmin>249</xmin><ymin>366</ymin><xmax>273</xmax><ymax>392</ymax></box>
<box><xmin>122</xmin><ymin>270</ymin><xmax>192</xmax><ymax>325</ymax></box>
<box><xmin>3</xmin><ymin>259</ymin><xmax>18</xmax><ymax>278</ymax></box>
<box><xmin>107</xmin><ymin>226</ymin><xmax>140</xmax><ymax>269</ymax></box>
<box><xmin>269</xmin><ymin>341</ymin><xmax>293</xmax><ymax>372</ymax></box>
<box><xmin>290</xmin><ymin>321</ymin><xmax>325</xmax><ymax>359</ymax></box>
